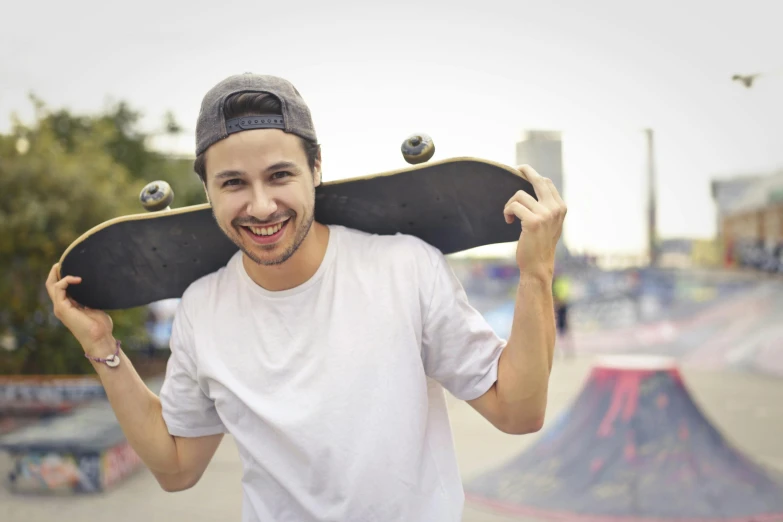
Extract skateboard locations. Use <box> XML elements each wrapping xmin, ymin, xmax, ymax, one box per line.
<box><xmin>58</xmin><ymin>136</ymin><xmax>535</xmax><ymax>310</ymax></box>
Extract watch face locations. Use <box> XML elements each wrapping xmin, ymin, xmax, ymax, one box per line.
<box><xmin>106</xmin><ymin>354</ymin><xmax>121</xmax><ymax>368</ymax></box>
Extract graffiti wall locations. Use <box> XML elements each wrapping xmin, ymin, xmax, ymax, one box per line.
<box><xmin>0</xmin><ymin>376</ymin><xmax>105</xmax><ymax>414</ymax></box>
<box><xmin>0</xmin><ymin>415</ymin><xmax>42</xmax><ymax>436</ymax></box>
<box><xmin>9</xmin><ymin>451</ymin><xmax>104</xmax><ymax>493</ymax></box>
<box><xmin>102</xmin><ymin>441</ymin><xmax>144</xmax><ymax>489</ymax></box>
<box><xmin>7</xmin><ymin>441</ymin><xmax>144</xmax><ymax>494</ymax></box>
<box><xmin>0</xmin><ymin>387</ymin><xmax>152</xmax><ymax>494</ymax></box>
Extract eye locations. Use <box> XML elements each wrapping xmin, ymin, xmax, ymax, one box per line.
<box><xmin>222</xmin><ymin>178</ymin><xmax>243</xmax><ymax>188</ymax></box>
<box><xmin>271</xmin><ymin>171</ymin><xmax>292</xmax><ymax>180</ymax></box>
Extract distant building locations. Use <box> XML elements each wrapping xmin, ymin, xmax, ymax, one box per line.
<box><xmin>516</xmin><ymin>130</ymin><xmax>569</xmax><ymax>258</ymax></box>
<box><xmin>712</xmin><ymin>169</ymin><xmax>783</xmax><ymax>271</ymax></box>
<box><xmin>711</xmin><ymin>174</ymin><xmax>766</xmax><ymax>239</ymax></box>
<box><xmin>653</xmin><ymin>238</ymin><xmax>722</xmax><ymax>269</ymax></box>
<box><xmin>516</xmin><ymin>130</ymin><xmax>564</xmax><ymax>199</ymax></box>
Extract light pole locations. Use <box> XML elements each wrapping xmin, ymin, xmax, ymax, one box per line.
<box><xmin>646</xmin><ymin>128</ymin><xmax>658</xmax><ymax>267</ymax></box>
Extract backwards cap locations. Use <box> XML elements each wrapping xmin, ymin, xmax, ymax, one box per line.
<box><xmin>195</xmin><ymin>72</ymin><xmax>317</xmax><ymax>156</ymax></box>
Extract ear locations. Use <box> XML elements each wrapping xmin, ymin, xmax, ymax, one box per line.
<box><xmin>313</xmin><ymin>149</ymin><xmax>322</xmax><ymax>187</ymax></box>
<box><xmin>202</xmin><ymin>181</ymin><xmax>211</xmax><ymax>204</ymax></box>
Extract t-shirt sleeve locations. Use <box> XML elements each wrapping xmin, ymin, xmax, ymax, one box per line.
<box><xmin>159</xmin><ymin>302</ymin><xmax>228</xmax><ymax>437</ymax></box>
<box><xmin>419</xmin><ymin>246</ymin><xmax>507</xmax><ymax>401</ymax></box>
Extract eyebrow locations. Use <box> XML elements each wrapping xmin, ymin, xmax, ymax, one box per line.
<box><xmin>214</xmin><ymin>170</ymin><xmax>245</xmax><ymax>180</ymax></box>
<box><xmin>213</xmin><ymin>161</ymin><xmax>300</xmax><ymax>181</ymax></box>
<box><xmin>265</xmin><ymin>161</ymin><xmax>299</xmax><ymax>173</ymax></box>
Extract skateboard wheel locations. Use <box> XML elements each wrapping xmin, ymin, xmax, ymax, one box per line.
<box><xmin>401</xmin><ymin>133</ymin><xmax>435</xmax><ymax>164</ymax></box>
<box><xmin>139</xmin><ymin>181</ymin><xmax>174</xmax><ymax>212</ymax></box>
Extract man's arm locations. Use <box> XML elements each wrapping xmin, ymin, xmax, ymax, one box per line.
<box><xmin>467</xmin><ymin>273</ymin><xmax>554</xmax><ymax>434</ymax></box>
<box><xmin>45</xmin><ymin>266</ymin><xmax>223</xmax><ymax>492</ymax></box>
<box><xmin>87</xmin><ymin>339</ymin><xmax>223</xmax><ymax>491</ymax></box>
<box><xmin>467</xmin><ymin>164</ymin><xmax>566</xmax><ymax>435</ymax></box>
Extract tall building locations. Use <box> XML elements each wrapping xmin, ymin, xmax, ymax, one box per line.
<box><xmin>516</xmin><ymin>130</ymin><xmax>564</xmax><ymax>198</ymax></box>
<box><xmin>515</xmin><ymin>130</ymin><xmax>569</xmax><ymax>257</ymax></box>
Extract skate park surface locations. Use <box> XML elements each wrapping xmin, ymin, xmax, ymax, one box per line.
<box><xmin>1</xmin><ymin>271</ymin><xmax>782</xmax><ymax>521</ymax></box>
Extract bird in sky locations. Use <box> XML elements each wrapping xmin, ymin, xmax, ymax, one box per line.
<box><xmin>731</xmin><ymin>73</ymin><xmax>761</xmax><ymax>88</ymax></box>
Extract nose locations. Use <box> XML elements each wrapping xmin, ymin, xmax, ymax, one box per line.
<box><xmin>246</xmin><ymin>183</ymin><xmax>278</xmax><ymax>220</ymax></box>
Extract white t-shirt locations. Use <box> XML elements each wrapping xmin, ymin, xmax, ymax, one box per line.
<box><xmin>159</xmin><ymin>224</ymin><xmax>506</xmax><ymax>522</ymax></box>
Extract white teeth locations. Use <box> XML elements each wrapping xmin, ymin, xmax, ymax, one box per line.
<box><xmin>249</xmin><ymin>221</ymin><xmax>285</xmax><ymax>236</ymax></box>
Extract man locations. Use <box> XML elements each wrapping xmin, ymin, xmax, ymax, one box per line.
<box><xmin>46</xmin><ymin>73</ymin><xmax>567</xmax><ymax>522</ymax></box>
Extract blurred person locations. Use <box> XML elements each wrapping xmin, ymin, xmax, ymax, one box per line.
<box><xmin>552</xmin><ymin>270</ymin><xmax>574</xmax><ymax>358</ymax></box>
<box><xmin>45</xmin><ymin>73</ymin><xmax>567</xmax><ymax>522</ymax></box>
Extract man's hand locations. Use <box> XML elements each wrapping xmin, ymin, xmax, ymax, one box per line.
<box><xmin>503</xmin><ymin>165</ymin><xmax>567</xmax><ymax>278</ymax></box>
<box><xmin>45</xmin><ymin>263</ymin><xmax>116</xmax><ymax>355</ymax></box>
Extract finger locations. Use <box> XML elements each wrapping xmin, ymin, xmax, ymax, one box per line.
<box><xmin>53</xmin><ymin>275</ymin><xmax>82</xmax><ymax>306</ymax></box>
<box><xmin>505</xmin><ymin>189</ymin><xmax>550</xmax><ymax>216</ymax></box>
<box><xmin>542</xmin><ymin>179</ymin><xmax>567</xmax><ymax>226</ymax></box>
<box><xmin>45</xmin><ymin>264</ymin><xmax>60</xmax><ymax>302</ymax></box>
<box><xmin>517</xmin><ymin>164</ymin><xmax>554</xmax><ymax>203</ymax></box>
<box><xmin>544</xmin><ymin>178</ymin><xmax>566</xmax><ymax>209</ymax></box>
<box><xmin>504</xmin><ymin>201</ymin><xmax>538</xmax><ymax>225</ymax></box>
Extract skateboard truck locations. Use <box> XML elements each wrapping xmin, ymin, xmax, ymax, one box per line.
<box><xmin>139</xmin><ymin>181</ymin><xmax>174</xmax><ymax>212</ymax></box>
<box><xmin>401</xmin><ymin>133</ymin><xmax>435</xmax><ymax>164</ymax></box>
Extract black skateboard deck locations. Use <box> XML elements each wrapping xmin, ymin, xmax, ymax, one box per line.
<box><xmin>58</xmin><ymin>157</ymin><xmax>534</xmax><ymax>310</ymax></box>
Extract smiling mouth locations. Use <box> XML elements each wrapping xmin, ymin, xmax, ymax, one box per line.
<box><xmin>241</xmin><ymin>218</ymin><xmax>291</xmax><ymax>244</ymax></box>
<box><xmin>248</xmin><ymin>222</ymin><xmax>285</xmax><ymax>236</ymax></box>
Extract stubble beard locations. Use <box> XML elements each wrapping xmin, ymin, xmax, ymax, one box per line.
<box><xmin>213</xmin><ymin>201</ymin><xmax>316</xmax><ymax>267</ymax></box>
<box><xmin>244</xmin><ymin>208</ymin><xmax>315</xmax><ymax>266</ymax></box>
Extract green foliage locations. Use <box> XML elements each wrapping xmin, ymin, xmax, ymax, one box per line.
<box><xmin>0</xmin><ymin>95</ymin><xmax>202</xmax><ymax>375</ymax></box>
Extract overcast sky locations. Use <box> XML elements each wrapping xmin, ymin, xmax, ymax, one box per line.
<box><xmin>2</xmin><ymin>0</ymin><xmax>781</xmax><ymax>257</ymax></box>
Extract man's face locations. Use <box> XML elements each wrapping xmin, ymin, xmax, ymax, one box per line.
<box><xmin>203</xmin><ymin>128</ymin><xmax>321</xmax><ymax>266</ymax></box>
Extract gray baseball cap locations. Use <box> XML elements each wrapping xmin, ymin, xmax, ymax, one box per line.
<box><xmin>195</xmin><ymin>72</ymin><xmax>317</xmax><ymax>156</ymax></box>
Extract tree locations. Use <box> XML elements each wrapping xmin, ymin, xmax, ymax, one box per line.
<box><xmin>34</xmin><ymin>95</ymin><xmax>206</xmax><ymax>208</ymax></box>
<box><xmin>0</xmin><ymin>95</ymin><xmax>203</xmax><ymax>374</ymax></box>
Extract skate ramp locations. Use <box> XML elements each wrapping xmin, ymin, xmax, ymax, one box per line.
<box><xmin>0</xmin><ymin>378</ymin><xmax>164</xmax><ymax>493</ymax></box>
<box><xmin>464</xmin><ymin>355</ymin><xmax>783</xmax><ymax>520</ymax></box>
<box><xmin>572</xmin><ymin>280</ymin><xmax>783</xmax><ymax>377</ymax></box>
<box><xmin>480</xmin><ymin>273</ymin><xmax>783</xmax><ymax>377</ymax></box>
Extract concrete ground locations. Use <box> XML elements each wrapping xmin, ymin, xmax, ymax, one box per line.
<box><xmin>1</xmin><ymin>354</ymin><xmax>782</xmax><ymax>522</ymax></box>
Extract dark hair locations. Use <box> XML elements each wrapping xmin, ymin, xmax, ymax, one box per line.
<box><xmin>193</xmin><ymin>92</ymin><xmax>320</xmax><ymax>183</ymax></box>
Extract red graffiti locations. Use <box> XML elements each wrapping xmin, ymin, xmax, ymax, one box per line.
<box><xmin>102</xmin><ymin>442</ymin><xmax>143</xmax><ymax>489</ymax></box>
<box><xmin>597</xmin><ymin>371</ymin><xmax>643</xmax><ymax>437</ymax></box>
